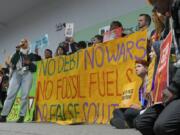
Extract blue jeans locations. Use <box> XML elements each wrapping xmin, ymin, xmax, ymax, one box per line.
<box><xmin>1</xmin><ymin>70</ymin><xmax>33</xmax><ymax>117</ymax></box>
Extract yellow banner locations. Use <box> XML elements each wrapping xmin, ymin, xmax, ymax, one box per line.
<box><xmin>35</xmin><ymin>30</ymin><xmax>147</xmax><ymax>124</ymax></box>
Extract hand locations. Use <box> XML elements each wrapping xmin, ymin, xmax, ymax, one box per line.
<box><xmin>145</xmin><ymin>92</ymin><xmax>154</xmax><ymax>107</ymax></box>
<box><xmin>130</xmin><ymin>104</ymin><xmax>141</xmax><ymax>110</ymax></box>
<box><xmin>16</xmin><ymin>45</ymin><xmax>21</xmax><ymax>51</ymax></box>
<box><xmin>144</xmin><ymin>91</ymin><xmax>151</xmax><ymax>100</ymax></box>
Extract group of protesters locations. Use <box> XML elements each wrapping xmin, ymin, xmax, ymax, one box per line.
<box><xmin>110</xmin><ymin>0</ymin><xmax>180</xmax><ymax>135</ymax></box>
<box><xmin>0</xmin><ymin>0</ymin><xmax>179</xmax><ymax>134</ymax></box>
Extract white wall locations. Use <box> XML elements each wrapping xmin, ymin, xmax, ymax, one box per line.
<box><xmin>0</xmin><ymin>0</ymin><xmax>148</xmax><ymax>63</ymax></box>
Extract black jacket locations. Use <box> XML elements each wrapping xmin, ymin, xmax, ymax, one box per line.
<box><xmin>168</xmin><ymin>67</ymin><xmax>180</xmax><ymax>98</ymax></box>
<box><xmin>11</xmin><ymin>51</ymin><xmax>37</xmax><ymax>73</ymax></box>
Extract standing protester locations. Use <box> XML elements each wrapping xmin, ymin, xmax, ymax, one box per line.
<box><xmin>109</xmin><ymin>21</ymin><xmax>126</xmax><ymax>37</ymax></box>
<box><xmin>64</xmin><ymin>37</ymin><xmax>78</xmax><ymax>55</ymax></box>
<box><xmin>92</xmin><ymin>35</ymin><xmax>103</xmax><ymax>45</ymax></box>
<box><xmin>137</xmin><ymin>14</ymin><xmax>151</xmax><ymax>30</ymax></box>
<box><xmin>44</xmin><ymin>49</ymin><xmax>53</xmax><ymax>59</ymax></box>
<box><xmin>0</xmin><ymin>39</ymin><xmax>37</xmax><ymax>123</ymax></box>
<box><xmin>55</xmin><ymin>44</ymin><xmax>66</xmax><ymax>56</ymax></box>
<box><xmin>137</xmin><ymin>14</ymin><xmax>152</xmax><ymax>62</ymax></box>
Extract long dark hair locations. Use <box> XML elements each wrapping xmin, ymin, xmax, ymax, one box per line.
<box><xmin>55</xmin><ymin>44</ymin><xmax>66</xmax><ymax>56</ymax></box>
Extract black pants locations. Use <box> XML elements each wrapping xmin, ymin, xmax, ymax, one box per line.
<box><xmin>0</xmin><ymin>91</ymin><xmax>7</xmax><ymax>105</ymax></box>
<box><xmin>135</xmin><ymin>99</ymin><xmax>180</xmax><ymax>135</ymax></box>
<box><xmin>154</xmin><ymin>99</ymin><xmax>180</xmax><ymax>135</ymax></box>
<box><xmin>113</xmin><ymin>108</ymin><xmax>140</xmax><ymax>128</ymax></box>
<box><xmin>134</xmin><ymin>104</ymin><xmax>164</xmax><ymax>135</ymax></box>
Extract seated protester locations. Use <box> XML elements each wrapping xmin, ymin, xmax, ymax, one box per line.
<box><xmin>0</xmin><ymin>39</ymin><xmax>37</xmax><ymax>123</ymax></box>
<box><xmin>44</xmin><ymin>49</ymin><xmax>53</xmax><ymax>59</ymax></box>
<box><xmin>135</xmin><ymin>1</ymin><xmax>180</xmax><ymax>135</ymax></box>
<box><xmin>55</xmin><ymin>44</ymin><xmax>66</xmax><ymax>56</ymax></box>
<box><xmin>92</xmin><ymin>35</ymin><xmax>103</xmax><ymax>45</ymax></box>
<box><xmin>135</xmin><ymin>70</ymin><xmax>180</xmax><ymax>135</ymax></box>
<box><xmin>110</xmin><ymin>60</ymin><xmax>149</xmax><ymax>129</ymax></box>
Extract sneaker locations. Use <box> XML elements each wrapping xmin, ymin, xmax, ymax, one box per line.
<box><xmin>0</xmin><ymin>116</ymin><xmax>7</xmax><ymax>122</ymax></box>
<box><xmin>16</xmin><ymin>116</ymin><xmax>24</xmax><ymax>123</ymax></box>
<box><xmin>110</xmin><ymin>118</ymin><xmax>126</xmax><ymax>129</ymax></box>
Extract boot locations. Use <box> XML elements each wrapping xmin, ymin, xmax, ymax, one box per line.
<box><xmin>0</xmin><ymin>116</ymin><xmax>7</xmax><ymax>122</ymax></box>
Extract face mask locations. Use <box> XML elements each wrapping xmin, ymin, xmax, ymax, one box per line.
<box><xmin>20</xmin><ymin>48</ymin><xmax>29</xmax><ymax>54</ymax></box>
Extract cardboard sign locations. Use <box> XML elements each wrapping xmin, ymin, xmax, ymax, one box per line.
<box><xmin>65</xmin><ymin>23</ymin><xmax>74</xmax><ymax>37</ymax></box>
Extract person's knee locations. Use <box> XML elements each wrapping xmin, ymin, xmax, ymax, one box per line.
<box><xmin>134</xmin><ymin>116</ymin><xmax>142</xmax><ymax>130</ymax></box>
<box><xmin>154</xmin><ymin>119</ymin><xmax>167</xmax><ymax>135</ymax></box>
<box><xmin>134</xmin><ymin>115</ymin><xmax>154</xmax><ymax>135</ymax></box>
<box><xmin>113</xmin><ymin>109</ymin><xmax>119</xmax><ymax>115</ymax></box>
<box><xmin>154</xmin><ymin>120</ymin><xmax>161</xmax><ymax>135</ymax></box>
<box><xmin>112</xmin><ymin>108</ymin><xmax>122</xmax><ymax>118</ymax></box>
<box><xmin>124</xmin><ymin>109</ymin><xmax>132</xmax><ymax>119</ymax></box>
<box><xmin>124</xmin><ymin>109</ymin><xmax>138</xmax><ymax>119</ymax></box>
